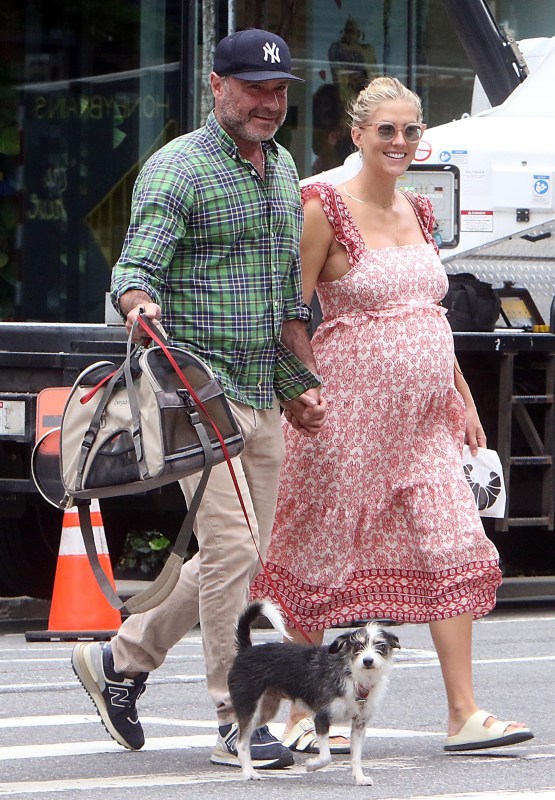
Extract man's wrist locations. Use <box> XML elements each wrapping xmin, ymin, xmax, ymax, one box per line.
<box><xmin>119</xmin><ymin>289</ymin><xmax>154</xmax><ymax>318</ymax></box>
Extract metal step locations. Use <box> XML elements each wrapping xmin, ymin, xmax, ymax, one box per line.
<box><xmin>512</xmin><ymin>394</ymin><xmax>554</xmax><ymax>404</ymax></box>
<box><xmin>509</xmin><ymin>455</ymin><xmax>552</xmax><ymax>465</ymax></box>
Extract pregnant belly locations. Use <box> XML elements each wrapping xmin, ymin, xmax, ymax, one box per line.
<box><xmin>316</xmin><ymin>308</ymin><xmax>456</xmax><ymax>394</ymax></box>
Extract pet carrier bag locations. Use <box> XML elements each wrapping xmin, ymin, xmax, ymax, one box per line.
<box><xmin>32</xmin><ymin>313</ymin><xmax>244</xmax><ymax>614</ymax></box>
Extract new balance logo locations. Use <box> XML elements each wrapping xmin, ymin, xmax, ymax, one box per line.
<box><xmin>109</xmin><ymin>685</ymin><xmax>131</xmax><ymax>708</ymax></box>
<box><xmin>263</xmin><ymin>41</ymin><xmax>280</xmax><ymax>64</ymax></box>
<box><xmin>225</xmin><ymin>727</ymin><xmax>239</xmax><ymax>753</ymax></box>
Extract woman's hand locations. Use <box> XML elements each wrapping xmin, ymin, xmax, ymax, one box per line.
<box><xmin>465</xmin><ymin>404</ymin><xmax>487</xmax><ymax>456</ymax></box>
<box><xmin>282</xmin><ymin>389</ymin><xmax>328</xmax><ymax>437</ymax></box>
<box><xmin>454</xmin><ymin>358</ymin><xmax>486</xmax><ymax>456</ymax></box>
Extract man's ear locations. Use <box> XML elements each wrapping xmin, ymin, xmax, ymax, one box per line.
<box><xmin>210</xmin><ymin>71</ymin><xmax>223</xmax><ymax>99</ymax></box>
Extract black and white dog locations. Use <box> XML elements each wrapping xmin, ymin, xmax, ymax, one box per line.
<box><xmin>227</xmin><ymin>600</ymin><xmax>400</xmax><ymax>785</ymax></box>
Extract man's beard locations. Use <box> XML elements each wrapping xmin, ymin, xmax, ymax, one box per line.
<box><xmin>218</xmin><ymin>102</ymin><xmax>286</xmax><ymax>143</ymax></box>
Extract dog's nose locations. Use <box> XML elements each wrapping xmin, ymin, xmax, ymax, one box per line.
<box><xmin>362</xmin><ymin>657</ymin><xmax>374</xmax><ymax>668</ymax></box>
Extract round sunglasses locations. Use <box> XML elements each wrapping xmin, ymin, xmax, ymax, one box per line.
<box><xmin>364</xmin><ymin>121</ymin><xmax>426</xmax><ymax>143</ymax></box>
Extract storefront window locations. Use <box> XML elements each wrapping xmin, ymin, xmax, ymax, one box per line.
<box><xmin>305</xmin><ymin>1</ymin><xmax>410</xmax><ymax>175</ymax></box>
<box><xmin>1</xmin><ymin>1</ymin><xmax>553</xmax><ymax>323</ymax></box>
<box><xmin>0</xmin><ymin>0</ymin><xmax>182</xmax><ymax>322</ymax></box>
<box><xmin>233</xmin><ymin>1</ymin><xmax>475</xmax><ymax>177</ymax></box>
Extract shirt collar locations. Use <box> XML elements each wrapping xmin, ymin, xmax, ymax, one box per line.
<box><xmin>206</xmin><ymin>111</ymin><xmax>279</xmax><ymax>161</ymax></box>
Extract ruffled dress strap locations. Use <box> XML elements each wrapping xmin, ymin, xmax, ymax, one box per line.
<box><xmin>302</xmin><ymin>184</ymin><xmax>440</xmax><ymax>259</ymax></box>
<box><xmin>301</xmin><ymin>182</ymin><xmax>366</xmax><ymax>267</ymax></box>
<box><xmin>402</xmin><ymin>192</ymin><xmax>440</xmax><ymax>255</ymax></box>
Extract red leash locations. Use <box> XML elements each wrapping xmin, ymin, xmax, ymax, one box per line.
<box><xmin>137</xmin><ymin>315</ymin><xmax>312</xmax><ymax>644</ymax></box>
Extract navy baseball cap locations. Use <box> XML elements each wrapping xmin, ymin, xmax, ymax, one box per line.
<box><xmin>213</xmin><ymin>28</ymin><xmax>304</xmax><ymax>82</ymax></box>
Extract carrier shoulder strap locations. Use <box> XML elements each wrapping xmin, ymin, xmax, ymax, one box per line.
<box><xmin>77</xmin><ymin>411</ymin><xmax>214</xmax><ymax>614</ymax></box>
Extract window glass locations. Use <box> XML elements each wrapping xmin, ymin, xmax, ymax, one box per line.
<box><xmin>492</xmin><ymin>0</ymin><xmax>555</xmax><ymax>39</ymax></box>
<box><xmin>2</xmin><ymin>1</ymin><xmax>554</xmax><ymax>322</ymax></box>
<box><xmin>304</xmin><ymin>1</ymin><xmax>408</xmax><ymax>175</ymax></box>
<box><xmin>234</xmin><ymin>1</ymin><xmax>473</xmax><ymax>177</ymax></box>
<box><xmin>0</xmin><ymin>1</ymin><xmax>181</xmax><ymax>322</ymax></box>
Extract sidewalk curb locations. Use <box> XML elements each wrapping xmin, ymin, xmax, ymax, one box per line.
<box><xmin>1</xmin><ymin>577</ymin><xmax>554</xmax><ymax>627</ymax></box>
<box><xmin>495</xmin><ymin>575</ymin><xmax>555</xmax><ymax>605</ymax></box>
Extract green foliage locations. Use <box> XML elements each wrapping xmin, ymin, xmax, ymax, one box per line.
<box><xmin>117</xmin><ymin>529</ymin><xmax>171</xmax><ymax>576</ymax></box>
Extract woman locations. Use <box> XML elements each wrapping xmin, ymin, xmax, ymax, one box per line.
<box><xmin>252</xmin><ymin>77</ymin><xmax>533</xmax><ymax>753</ymax></box>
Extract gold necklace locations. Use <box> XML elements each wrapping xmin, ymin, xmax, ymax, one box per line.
<box><xmin>344</xmin><ymin>185</ymin><xmax>395</xmax><ymax>209</ymax></box>
<box><xmin>344</xmin><ymin>185</ymin><xmax>400</xmax><ymax>246</ymax></box>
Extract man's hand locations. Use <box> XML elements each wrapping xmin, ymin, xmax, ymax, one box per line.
<box><xmin>282</xmin><ymin>388</ymin><xmax>328</xmax><ymax>437</ymax></box>
<box><xmin>126</xmin><ymin>302</ymin><xmax>162</xmax><ymax>340</ymax></box>
<box><xmin>118</xmin><ymin>290</ymin><xmax>161</xmax><ymax>340</ymax></box>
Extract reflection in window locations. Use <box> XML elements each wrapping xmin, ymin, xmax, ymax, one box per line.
<box><xmin>1</xmin><ymin>0</ymin><xmax>181</xmax><ymax>323</ymax></box>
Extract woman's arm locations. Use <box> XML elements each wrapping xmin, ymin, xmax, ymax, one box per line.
<box><xmin>299</xmin><ymin>196</ymin><xmax>335</xmax><ymax>303</ymax></box>
<box><xmin>454</xmin><ymin>358</ymin><xmax>487</xmax><ymax>455</ymax></box>
<box><xmin>279</xmin><ymin>195</ymin><xmax>334</xmax><ymax>436</ymax></box>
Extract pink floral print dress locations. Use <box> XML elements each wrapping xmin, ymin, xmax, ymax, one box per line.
<box><xmin>252</xmin><ymin>182</ymin><xmax>502</xmax><ymax>630</ymax></box>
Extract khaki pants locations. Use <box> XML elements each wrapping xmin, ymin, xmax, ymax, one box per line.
<box><xmin>111</xmin><ymin>399</ymin><xmax>285</xmax><ymax>724</ymax></box>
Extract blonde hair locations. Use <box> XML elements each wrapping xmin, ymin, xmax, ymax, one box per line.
<box><xmin>348</xmin><ymin>76</ymin><xmax>423</xmax><ymax>128</ymax></box>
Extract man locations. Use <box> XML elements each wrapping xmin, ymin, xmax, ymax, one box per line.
<box><xmin>71</xmin><ymin>28</ymin><xmax>327</xmax><ymax>770</ymax></box>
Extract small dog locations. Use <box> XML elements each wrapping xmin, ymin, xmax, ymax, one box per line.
<box><xmin>227</xmin><ymin>599</ymin><xmax>400</xmax><ymax>785</ymax></box>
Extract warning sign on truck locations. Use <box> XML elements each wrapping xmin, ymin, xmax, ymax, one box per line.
<box><xmin>460</xmin><ymin>210</ymin><xmax>494</xmax><ymax>232</ymax></box>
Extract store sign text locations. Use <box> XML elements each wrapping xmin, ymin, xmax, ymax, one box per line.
<box><xmin>32</xmin><ymin>94</ymin><xmax>170</xmax><ymax>120</ymax></box>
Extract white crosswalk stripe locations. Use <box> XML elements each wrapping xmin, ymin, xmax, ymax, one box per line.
<box><xmin>1</xmin><ymin>612</ymin><xmax>553</xmax><ymax>797</ymax></box>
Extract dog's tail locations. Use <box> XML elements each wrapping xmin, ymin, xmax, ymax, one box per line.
<box><xmin>235</xmin><ymin>599</ymin><xmax>291</xmax><ymax>651</ymax></box>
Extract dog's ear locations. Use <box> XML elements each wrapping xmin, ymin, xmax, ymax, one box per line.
<box><xmin>382</xmin><ymin>630</ymin><xmax>401</xmax><ymax>650</ymax></box>
<box><xmin>328</xmin><ymin>632</ymin><xmax>353</xmax><ymax>654</ymax></box>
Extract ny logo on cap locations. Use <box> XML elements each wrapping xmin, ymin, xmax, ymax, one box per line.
<box><xmin>263</xmin><ymin>41</ymin><xmax>281</xmax><ymax>64</ymax></box>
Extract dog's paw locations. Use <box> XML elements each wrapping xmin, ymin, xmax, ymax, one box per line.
<box><xmin>354</xmin><ymin>774</ymin><xmax>373</xmax><ymax>786</ymax></box>
<box><xmin>305</xmin><ymin>756</ymin><xmax>329</xmax><ymax>773</ymax></box>
<box><xmin>242</xmin><ymin>769</ymin><xmax>262</xmax><ymax>781</ymax></box>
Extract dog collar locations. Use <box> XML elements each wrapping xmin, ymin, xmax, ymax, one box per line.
<box><xmin>355</xmin><ymin>684</ymin><xmax>370</xmax><ymax>704</ymax></box>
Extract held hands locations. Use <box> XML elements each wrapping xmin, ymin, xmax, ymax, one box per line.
<box><xmin>282</xmin><ymin>388</ymin><xmax>328</xmax><ymax>437</ymax></box>
<box><xmin>465</xmin><ymin>405</ymin><xmax>487</xmax><ymax>456</ymax></box>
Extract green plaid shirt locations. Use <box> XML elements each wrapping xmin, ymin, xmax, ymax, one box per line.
<box><xmin>111</xmin><ymin>112</ymin><xmax>318</xmax><ymax>408</ymax></box>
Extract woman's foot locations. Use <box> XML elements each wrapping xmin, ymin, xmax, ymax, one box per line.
<box><xmin>445</xmin><ymin>710</ymin><xmax>534</xmax><ymax>751</ymax></box>
<box><xmin>448</xmin><ymin>709</ymin><xmax>528</xmax><ymax>738</ymax></box>
<box><xmin>282</xmin><ymin>716</ymin><xmax>350</xmax><ymax>754</ymax></box>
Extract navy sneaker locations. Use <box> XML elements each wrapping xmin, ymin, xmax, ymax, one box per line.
<box><xmin>210</xmin><ymin>723</ymin><xmax>295</xmax><ymax>769</ymax></box>
<box><xmin>72</xmin><ymin>641</ymin><xmax>148</xmax><ymax>750</ymax></box>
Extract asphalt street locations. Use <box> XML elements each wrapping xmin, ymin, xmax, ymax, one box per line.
<box><xmin>0</xmin><ymin>607</ymin><xmax>554</xmax><ymax>800</ymax></box>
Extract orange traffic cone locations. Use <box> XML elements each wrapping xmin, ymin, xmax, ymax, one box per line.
<box><xmin>26</xmin><ymin>499</ymin><xmax>122</xmax><ymax>641</ymax></box>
